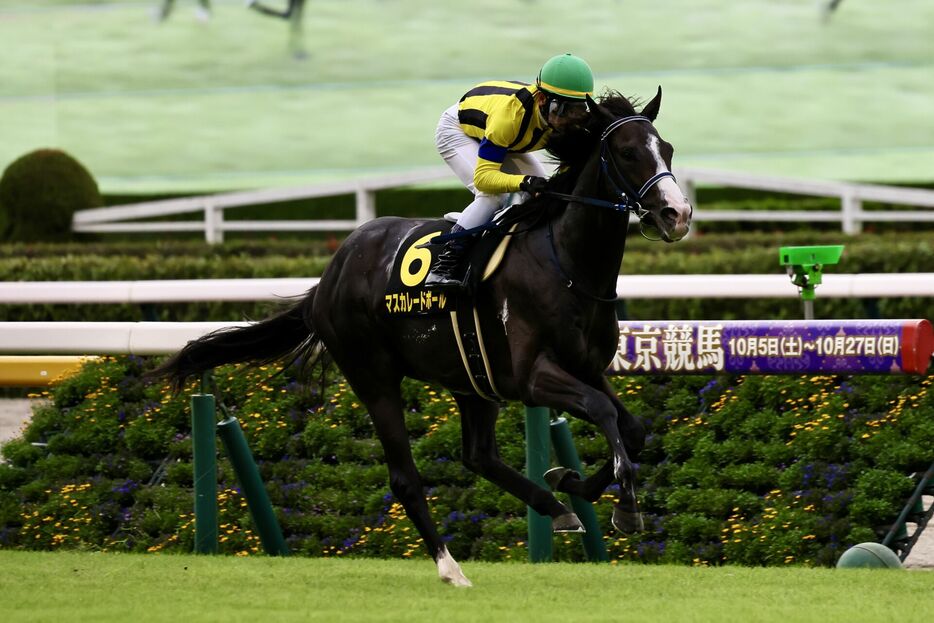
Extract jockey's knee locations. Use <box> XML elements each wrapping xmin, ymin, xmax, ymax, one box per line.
<box><xmin>456</xmin><ymin>193</ymin><xmax>506</xmax><ymax>230</ymax></box>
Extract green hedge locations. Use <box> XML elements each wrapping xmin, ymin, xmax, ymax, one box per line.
<box><xmin>1</xmin><ymin>232</ymin><xmax>931</xmax><ymax>322</ymax></box>
<box><xmin>1</xmin><ymin>357</ymin><xmax>931</xmax><ymax>565</ymax></box>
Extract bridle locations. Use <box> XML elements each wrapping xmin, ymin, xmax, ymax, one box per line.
<box><xmin>544</xmin><ymin>114</ymin><xmax>677</xmax><ymax>302</ymax></box>
<box><xmin>545</xmin><ymin>115</ymin><xmax>676</xmax><ymax>226</ymax></box>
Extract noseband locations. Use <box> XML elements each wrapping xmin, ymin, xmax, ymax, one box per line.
<box><xmin>598</xmin><ymin>116</ymin><xmax>677</xmax><ymax>215</ymax></box>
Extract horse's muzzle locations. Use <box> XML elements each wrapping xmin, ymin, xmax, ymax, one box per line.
<box><xmin>644</xmin><ymin>201</ymin><xmax>692</xmax><ymax>242</ymax></box>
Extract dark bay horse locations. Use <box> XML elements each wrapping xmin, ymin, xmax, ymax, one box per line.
<box><xmin>152</xmin><ymin>88</ymin><xmax>692</xmax><ymax>586</ymax></box>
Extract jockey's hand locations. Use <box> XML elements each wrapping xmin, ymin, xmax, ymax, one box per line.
<box><xmin>520</xmin><ymin>175</ymin><xmax>548</xmax><ymax>195</ymax></box>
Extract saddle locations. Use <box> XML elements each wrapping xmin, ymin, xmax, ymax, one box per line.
<box><xmin>383</xmin><ymin>215</ymin><xmax>519</xmax><ymax>402</ymax></box>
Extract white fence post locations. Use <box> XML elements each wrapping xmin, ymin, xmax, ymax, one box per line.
<box><xmin>682</xmin><ymin>177</ymin><xmax>697</xmax><ymax>209</ymax></box>
<box><xmin>355</xmin><ymin>187</ymin><xmax>376</xmax><ymax>226</ymax></box>
<box><xmin>204</xmin><ymin>202</ymin><xmax>224</xmax><ymax>244</ymax></box>
<box><xmin>841</xmin><ymin>191</ymin><xmax>862</xmax><ymax>235</ymax></box>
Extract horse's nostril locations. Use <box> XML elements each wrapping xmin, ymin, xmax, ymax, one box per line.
<box><xmin>661</xmin><ymin>207</ymin><xmax>679</xmax><ymax>225</ymax></box>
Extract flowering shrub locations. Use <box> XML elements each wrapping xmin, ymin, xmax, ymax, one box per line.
<box><xmin>0</xmin><ymin>357</ymin><xmax>930</xmax><ymax>566</ymax></box>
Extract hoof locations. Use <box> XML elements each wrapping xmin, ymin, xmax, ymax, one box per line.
<box><xmin>553</xmin><ymin>512</ymin><xmax>585</xmax><ymax>533</ymax></box>
<box><xmin>543</xmin><ymin>467</ymin><xmax>579</xmax><ymax>491</ymax></box>
<box><xmin>441</xmin><ymin>574</ymin><xmax>473</xmax><ymax>588</ymax></box>
<box><xmin>611</xmin><ymin>506</ymin><xmax>644</xmax><ymax>534</ymax></box>
<box><xmin>437</xmin><ymin>547</ymin><xmax>473</xmax><ymax>588</ymax></box>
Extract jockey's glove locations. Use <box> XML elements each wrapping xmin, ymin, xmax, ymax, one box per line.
<box><xmin>520</xmin><ymin>175</ymin><xmax>548</xmax><ymax>195</ymax></box>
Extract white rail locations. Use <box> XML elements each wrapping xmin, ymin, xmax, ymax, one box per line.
<box><xmin>1</xmin><ymin>273</ymin><xmax>933</xmax><ymax>305</ymax></box>
<box><xmin>72</xmin><ymin>167</ymin><xmax>934</xmax><ymax>243</ymax></box>
<box><xmin>0</xmin><ymin>322</ymin><xmax>246</xmax><ymax>355</ymax></box>
<box><xmin>680</xmin><ymin>168</ymin><xmax>934</xmax><ymax>235</ymax></box>
<box><xmin>72</xmin><ymin>168</ymin><xmax>454</xmax><ymax>244</ymax></box>
<box><xmin>0</xmin><ymin>278</ymin><xmax>316</xmax><ymax>304</ymax></box>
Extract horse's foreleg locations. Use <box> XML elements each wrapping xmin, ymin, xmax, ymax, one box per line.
<box><xmin>535</xmin><ymin>373</ymin><xmax>646</xmax><ymax>534</ymax></box>
<box><xmin>601</xmin><ymin>378</ymin><xmax>646</xmax><ymax>459</ymax></box>
<box><xmin>547</xmin><ymin>460</ymin><xmax>613</xmax><ymax>502</ymax></box>
<box><xmin>544</xmin><ymin>448</ymin><xmax>644</xmax><ymax>533</ymax></box>
<box><xmin>600</xmin><ymin>378</ymin><xmax>645</xmax><ymax>533</ymax></box>
<box><xmin>525</xmin><ymin>356</ymin><xmax>635</xmax><ymax>488</ymax></box>
<box><xmin>523</xmin><ymin>355</ymin><xmax>642</xmax><ymax>535</ymax></box>
<box><xmin>543</xmin><ymin>378</ymin><xmax>638</xmax><ymax>502</ymax></box>
<box><xmin>455</xmin><ymin>394</ymin><xmax>583</xmax><ymax>532</ymax></box>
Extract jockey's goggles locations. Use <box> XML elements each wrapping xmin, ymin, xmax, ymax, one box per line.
<box><xmin>545</xmin><ymin>96</ymin><xmax>589</xmax><ymax>121</ymax></box>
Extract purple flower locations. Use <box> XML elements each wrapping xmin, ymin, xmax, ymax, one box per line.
<box><xmin>113</xmin><ymin>480</ymin><xmax>138</xmax><ymax>495</ymax></box>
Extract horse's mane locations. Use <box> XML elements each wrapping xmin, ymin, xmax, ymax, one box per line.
<box><xmin>499</xmin><ymin>90</ymin><xmax>641</xmax><ymax>227</ymax></box>
<box><xmin>544</xmin><ymin>89</ymin><xmax>638</xmax><ymax>182</ymax></box>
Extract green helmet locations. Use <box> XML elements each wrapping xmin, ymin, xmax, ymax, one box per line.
<box><xmin>537</xmin><ymin>53</ymin><xmax>594</xmax><ymax>100</ymax></box>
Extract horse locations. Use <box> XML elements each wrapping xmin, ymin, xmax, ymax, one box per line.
<box><xmin>156</xmin><ymin>0</ymin><xmax>211</xmax><ymax>23</ymax></box>
<box><xmin>150</xmin><ymin>87</ymin><xmax>692</xmax><ymax>586</ymax></box>
<box><xmin>246</xmin><ymin>0</ymin><xmax>308</xmax><ymax>58</ymax></box>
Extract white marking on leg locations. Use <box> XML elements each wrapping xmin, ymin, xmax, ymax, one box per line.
<box><xmin>436</xmin><ymin>546</ymin><xmax>472</xmax><ymax>587</ymax></box>
<box><xmin>498</xmin><ymin>299</ymin><xmax>509</xmax><ymax>333</ymax></box>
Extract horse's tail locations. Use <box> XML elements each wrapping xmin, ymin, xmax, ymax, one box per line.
<box><xmin>147</xmin><ymin>287</ymin><xmax>322</xmax><ymax>392</ymax></box>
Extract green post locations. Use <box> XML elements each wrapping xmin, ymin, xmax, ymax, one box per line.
<box><xmin>550</xmin><ymin>417</ymin><xmax>609</xmax><ymax>562</ymax></box>
<box><xmin>525</xmin><ymin>406</ymin><xmax>553</xmax><ymax>562</ymax></box>
<box><xmin>191</xmin><ymin>394</ymin><xmax>218</xmax><ymax>554</ymax></box>
<box><xmin>217</xmin><ymin>417</ymin><xmax>289</xmax><ymax>556</ymax></box>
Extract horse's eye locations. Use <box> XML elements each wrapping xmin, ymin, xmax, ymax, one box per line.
<box><xmin>620</xmin><ymin>147</ymin><xmax>637</xmax><ymax>161</ymax></box>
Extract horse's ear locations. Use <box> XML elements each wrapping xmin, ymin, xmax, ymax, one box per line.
<box><xmin>586</xmin><ymin>93</ymin><xmax>611</xmax><ymax>121</ymax></box>
<box><xmin>641</xmin><ymin>86</ymin><xmax>662</xmax><ymax>121</ymax></box>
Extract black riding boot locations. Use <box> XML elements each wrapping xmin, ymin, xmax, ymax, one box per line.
<box><xmin>425</xmin><ymin>232</ymin><xmax>472</xmax><ymax>290</ymax></box>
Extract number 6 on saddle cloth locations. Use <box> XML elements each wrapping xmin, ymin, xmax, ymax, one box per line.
<box><xmin>384</xmin><ymin>219</ymin><xmax>519</xmax><ymax>401</ymax></box>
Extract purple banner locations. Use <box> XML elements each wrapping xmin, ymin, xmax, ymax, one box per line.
<box><xmin>609</xmin><ymin>320</ymin><xmax>933</xmax><ymax>375</ymax></box>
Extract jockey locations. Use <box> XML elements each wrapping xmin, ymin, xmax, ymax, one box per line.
<box><xmin>425</xmin><ymin>53</ymin><xmax>594</xmax><ymax>290</ymax></box>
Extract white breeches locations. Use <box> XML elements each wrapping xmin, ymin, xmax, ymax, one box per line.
<box><xmin>435</xmin><ymin>104</ymin><xmax>548</xmax><ymax>230</ymax></box>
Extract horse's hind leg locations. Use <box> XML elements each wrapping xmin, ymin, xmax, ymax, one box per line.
<box><xmin>345</xmin><ymin>375</ymin><xmax>472</xmax><ymax>587</ymax></box>
<box><xmin>455</xmin><ymin>394</ymin><xmax>583</xmax><ymax>532</ymax></box>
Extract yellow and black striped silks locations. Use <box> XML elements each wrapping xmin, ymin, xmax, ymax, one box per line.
<box><xmin>457</xmin><ymin>81</ymin><xmax>551</xmax><ymax>194</ymax></box>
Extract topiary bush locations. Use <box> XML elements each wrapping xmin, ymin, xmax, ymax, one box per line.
<box><xmin>0</xmin><ymin>148</ymin><xmax>103</xmax><ymax>242</ymax></box>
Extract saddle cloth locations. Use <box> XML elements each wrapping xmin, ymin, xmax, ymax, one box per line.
<box><xmin>382</xmin><ymin>220</ymin><xmax>513</xmax><ymax>317</ymax></box>
<box><xmin>383</xmin><ymin>219</ymin><xmax>515</xmax><ymax>401</ymax></box>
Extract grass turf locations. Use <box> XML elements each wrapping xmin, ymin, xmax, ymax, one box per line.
<box><xmin>0</xmin><ymin>1</ymin><xmax>932</xmax><ymax>193</ymax></box>
<box><xmin>2</xmin><ymin>550</ymin><xmax>933</xmax><ymax>622</ymax></box>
